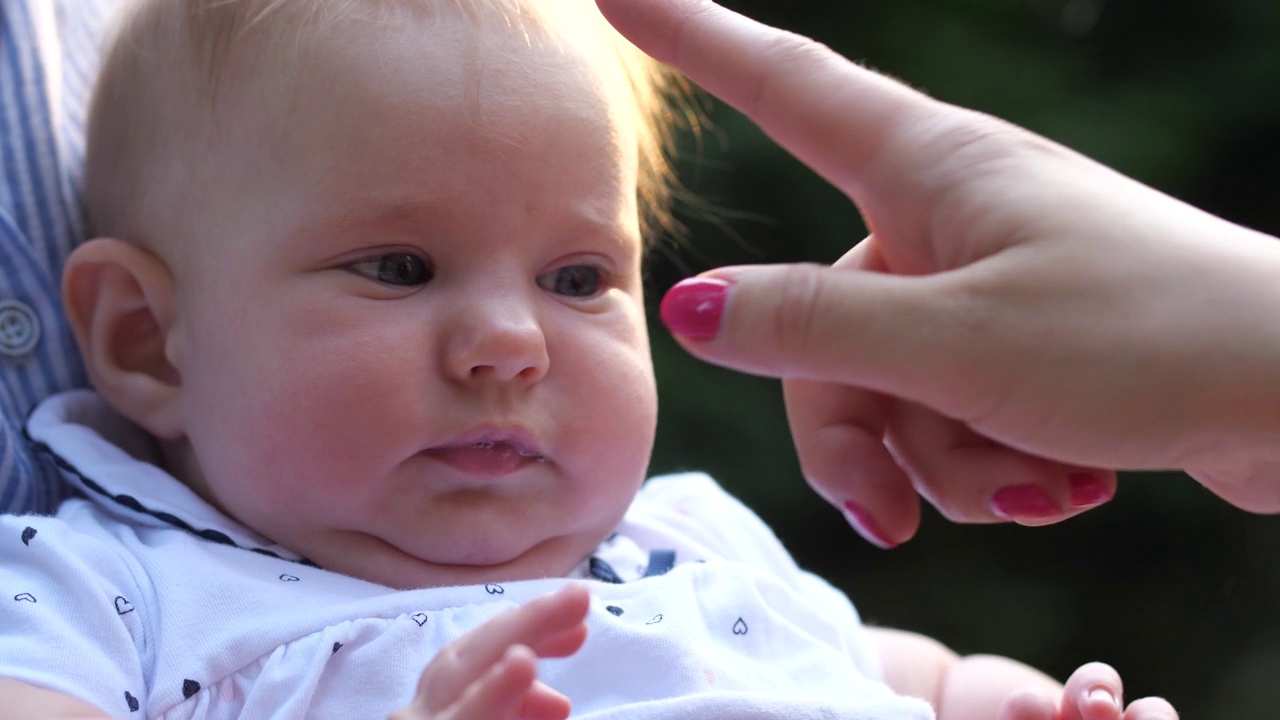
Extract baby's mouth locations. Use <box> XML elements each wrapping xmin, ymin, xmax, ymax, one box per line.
<box><xmin>423</xmin><ymin>435</ymin><xmax>547</xmax><ymax>478</ymax></box>
<box><xmin>465</xmin><ymin>440</ymin><xmax>544</xmax><ymax>459</ymax></box>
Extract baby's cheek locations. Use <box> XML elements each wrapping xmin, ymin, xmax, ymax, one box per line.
<box><xmin>564</xmin><ymin>366</ymin><xmax>655</xmax><ymax>492</ymax></box>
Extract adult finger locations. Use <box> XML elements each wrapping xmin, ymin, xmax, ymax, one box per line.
<box><xmin>785</xmin><ymin>377</ymin><xmax>919</xmax><ymax>547</ymax></box>
<box><xmin>783</xmin><ymin>243</ymin><xmax>1115</xmax><ymax>539</ymax></box>
<box><xmin>594</xmin><ymin>0</ymin><xmax>939</xmax><ymax>194</ymax></box>
<box><xmin>419</xmin><ymin>583</ymin><xmax>589</xmax><ymax>713</ymax></box>
<box><xmin>780</xmin><ymin>240</ymin><xmax>920</xmax><ymax>547</ymax></box>
<box><xmin>887</xmin><ymin>401</ymin><xmax>1116</xmax><ymax>525</ymax></box>
<box><xmin>660</xmin><ymin>264</ymin><xmax>982</xmax><ymax>418</ymax></box>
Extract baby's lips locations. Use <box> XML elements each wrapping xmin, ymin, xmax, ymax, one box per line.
<box><xmin>421</xmin><ymin>425</ymin><xmax>550</xmax><ymax>478</ymax></box>
<box><xmin>422</xmin><ymin>443</ymin><xmax>545</xmax><ymax>478</ymax></box>
<box><xmin>430</xmin><ymin>425</ymin><xmax>546</xmax><ymax>459</ymax></box>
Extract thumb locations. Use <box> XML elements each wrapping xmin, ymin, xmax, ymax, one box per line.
<box><xmin>658</xmin><ymin>262</ymin><xmax>975</xmax><ymax>413</ymax></box>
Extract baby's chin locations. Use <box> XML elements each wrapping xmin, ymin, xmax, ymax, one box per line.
<box><xmin>313</xmin><ymin>529</ymin><xmax>598</xmax><ymax>590</ymax></box>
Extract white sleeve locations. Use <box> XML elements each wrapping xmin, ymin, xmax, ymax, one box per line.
<box><xmin>0</xmin><ymin>507</ymin><xmax>150</xmax><ymax>716</ymax></box>
<box><xmin>618</xmin><ymin>472</ymin><xmax>886</xmax><ymax>680</ymax></box>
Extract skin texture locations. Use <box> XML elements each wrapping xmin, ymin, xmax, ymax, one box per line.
<box><xmin>69</xmin><ymin>10</ymin><xmax>658</xmax><ymax>591</ymax></box>
<box><xmin>595</xmin><ymin>0</ymin><xmax>1280</xmax><ymax>547</ymax></box>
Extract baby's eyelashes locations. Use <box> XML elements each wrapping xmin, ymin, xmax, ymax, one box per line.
<box><xmin>347</xmin><ymin>252</ymin><xmax>434</xmax><ymax>287</ymax></box>
<box><xmin>342</xmin><ymin>252</ymin><xmax>615</xmax><ymax>299</ymax></box>
<box><xmin>536</xmin><ymin>264</ymin><xmax>609</xmax><ymax>298</ymax></box>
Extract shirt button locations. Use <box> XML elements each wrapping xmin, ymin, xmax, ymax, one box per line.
<box><xmin>0</xmin><ymin>300</ymin><xmax>41</xmax><ymax>357</ymax></box>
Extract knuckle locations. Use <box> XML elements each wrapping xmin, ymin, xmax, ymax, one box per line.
<box><xmin>911</xmin><ymin>107</ymin><xmax>1074</xmax><ymax>198</ymax></box>
<box><xmin>769</xmin><ymin>263</ymin><xmax>826</xmax><ymax>364</ymax></box>
<box><xmin>746</xmin><ymin>33</ymin><xmax>836</xmax><ymax>114</ymax></box>
<box><xmin>923</xmin><ymin>108</ymin><xmax>1030</xmax><ymax>160</ymax></box>
<box><xmin>910</xmin><ymin>275</ymin><xmax>1014</xmax><ymax>423</ymax></box>
<box><xmin>760</xmin><ymin>31</ymin><xmax>835</xmax><ymax>71</ymax></box>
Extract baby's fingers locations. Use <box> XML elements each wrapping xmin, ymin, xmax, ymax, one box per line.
<box><xmin>418</xmin><ymin>584</ymin><xmax>589</xmax><ymax>713</ymax></box>
<box><xmin>1122</xmin><ymin>697</ymin><xmax>1178</xmax><ymax>720</ymax></box>
<box><xmin>430</xmin><ymin>645</ymin><xmax>569</xmax><ymax>720</ymax></box>
<box><xmin>457</xmin><ymin>647</ymin><xmax>568</xmax><ymax>720</ymax></box>
<box><xmin>996</xmin><ymin>688</ymin><xmax>1058</xmax><ymax>720</ymax></box>
<box><xmin>1060</xmin><ymin>662</ymin><xmax>1125</xmax><ymax>720</ymax></box>
<box><xmin>1051</xmin><ymin>662</ymin><xmax>1177</xmax><ymax>720</ymax></box>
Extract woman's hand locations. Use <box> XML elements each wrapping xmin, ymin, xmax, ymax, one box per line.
<box><xmin>388</xmin><ymin>584</ymin><xmax>589</xmax><ymax>720</ymax></box>
<box><xmin>598</xmin><ymin>0</ymin><xmax>1280</xmax><ymax>545</ymax></box>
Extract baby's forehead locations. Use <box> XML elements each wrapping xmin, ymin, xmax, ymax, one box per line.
<box><xmin>200</xmin><ymin>0</ymin><xmax>619</xmax><ymax>71</ymax></box>
<box><xmin>86</xmin><ymin>0</ymin><xmax>676</xmax><ymax>248</ymax></box>
<box><xmin>191</xmin><ymin>1</ymin><xmax>646</xmax><ymax>126</ymax></box>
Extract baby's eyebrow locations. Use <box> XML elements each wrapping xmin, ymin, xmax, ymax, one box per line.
<box><xmin>320</xmin><ymin>197</ymin><xmax>449</xmax><ymax>234</ymax></box>
<box><xmin>284</xmin><ymin>197</ymin><xmax>454</xmax><ymax>248</ymax></box>
<box><xmin>290</xmin><ymin>195</ymin><xmax>643</xmax><ymax>258</ymax></box>
<box><xmin>274</xmin><ymin>199</ymin><xmax>441</xmax><ymax>256</ymax></box>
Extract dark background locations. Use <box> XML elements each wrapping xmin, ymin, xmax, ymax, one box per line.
<box><xmin>641</xmin><ymin>2</ymin><xmax>1280</xmax><ymax>718</ymax></box>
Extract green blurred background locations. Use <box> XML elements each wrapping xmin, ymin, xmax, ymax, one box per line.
<box><xmin>640</xmin><ymin>2</ymin><xmax>1280</xmax><ymax>718</ymax></box>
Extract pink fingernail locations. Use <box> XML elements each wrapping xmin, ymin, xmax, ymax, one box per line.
<box><xmin>990</xmin><ymin>485</ymin><xmax>1061</xmax><ymax>520</ymax></box>
<box><xmin>660</xmin><ymin>277</ymin><xmax>730</xmax><ymax>340</ymax></box>
<box><xmin>1069</xmin><ymin>473</ymin><xmax>1113</xmax><ymax>508</ymax></box>
<box><xmin>842</xmin><ymin>502</ymin><xmax>898</xmax><ymax>549</ymax></box>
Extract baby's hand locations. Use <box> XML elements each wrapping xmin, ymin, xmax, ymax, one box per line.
<box><xmin>998</xmin><ymin>662</ymin><xmax>1178</xmax><ymax>720</ymax></box>
<box><xmin>387</xmin><ymin>583</ymin><xmax>590</xmax><ymax>720</ymax></box>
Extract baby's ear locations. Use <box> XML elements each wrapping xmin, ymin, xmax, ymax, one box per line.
<box><xmin>62</xmin><ymin>238</ymin><xmax>184</xmax><ymax>439</ymax></box>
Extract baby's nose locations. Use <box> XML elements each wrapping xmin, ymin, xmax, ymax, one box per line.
<box><xmin>444</xmin><ymin>300</ymin><xmax>549</xmax><ymax>384</ymax></box>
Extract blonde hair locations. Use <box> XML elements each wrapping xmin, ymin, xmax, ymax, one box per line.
<box><xmin>84</xmin><ymin>0</ymin><xmax>687</xmax><ymax>247</ymax></box>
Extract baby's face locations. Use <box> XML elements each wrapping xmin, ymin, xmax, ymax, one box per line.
<box><xmin>161</xmin><ymin>12</ymin><xmax>658</xmax><ymax>588</ymax></box>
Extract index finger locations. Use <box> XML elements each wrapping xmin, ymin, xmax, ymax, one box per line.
<box><xmin>595</xmin><ymin>0</ymin><xmax>937</xmax><ymax>192</ymax></box>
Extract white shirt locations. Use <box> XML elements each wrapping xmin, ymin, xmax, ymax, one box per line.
<box><xmin>1</xmin><ymin>390</ymin><xmax>935</xmax><ymax>719</ymax></box>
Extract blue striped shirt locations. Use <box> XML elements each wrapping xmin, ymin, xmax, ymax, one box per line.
<box><xmin>0</xmin><ymin>0</ymin><xmax>119</xmax><ymax>513</ymax></box>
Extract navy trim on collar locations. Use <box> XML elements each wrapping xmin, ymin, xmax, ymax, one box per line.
<box><xmin>588</xmin><ymin>550</ymin><xmax>677</xmax><ymax>584</ymax></box>
<box><xmin>25</xmin><ymin>431</ymin><xmax>318</xmax><ymax>567</ymax></box>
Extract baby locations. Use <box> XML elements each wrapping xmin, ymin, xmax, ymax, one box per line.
<box><xmin>0</xmin><ymin>0</ymin><xmax>1167</xmax><ymax>718</ymax></box>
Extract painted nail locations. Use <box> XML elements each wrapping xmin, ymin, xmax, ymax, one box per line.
<box><xmin>660</xmin><ymin>277</ymin><xmax>731</xmax><ymax>341</ymax></box>
<box><xmin>989</xmin><ymin>485</ymin><xmax>1061</xmax><ymax>520</ymax></box>
<box><xmin>842</xmin><ymin>502</ymin><xmax>898</xmax><ymax>549</ymax></box>
<box><xmin>1068</xmin><ymin>473</ymin><xmax>1113</xmax><ymax>508</ymax></box>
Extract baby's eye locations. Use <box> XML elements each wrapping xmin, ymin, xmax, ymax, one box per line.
<box><xmin>348</xmin><ymin>253</ymin><xmax>433</xmax><ymax>287</ymax></box>
<box><xmin>537</xmin><ymin>265</ymin><xmax>606</xmax><ymax>298</ymax></box>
